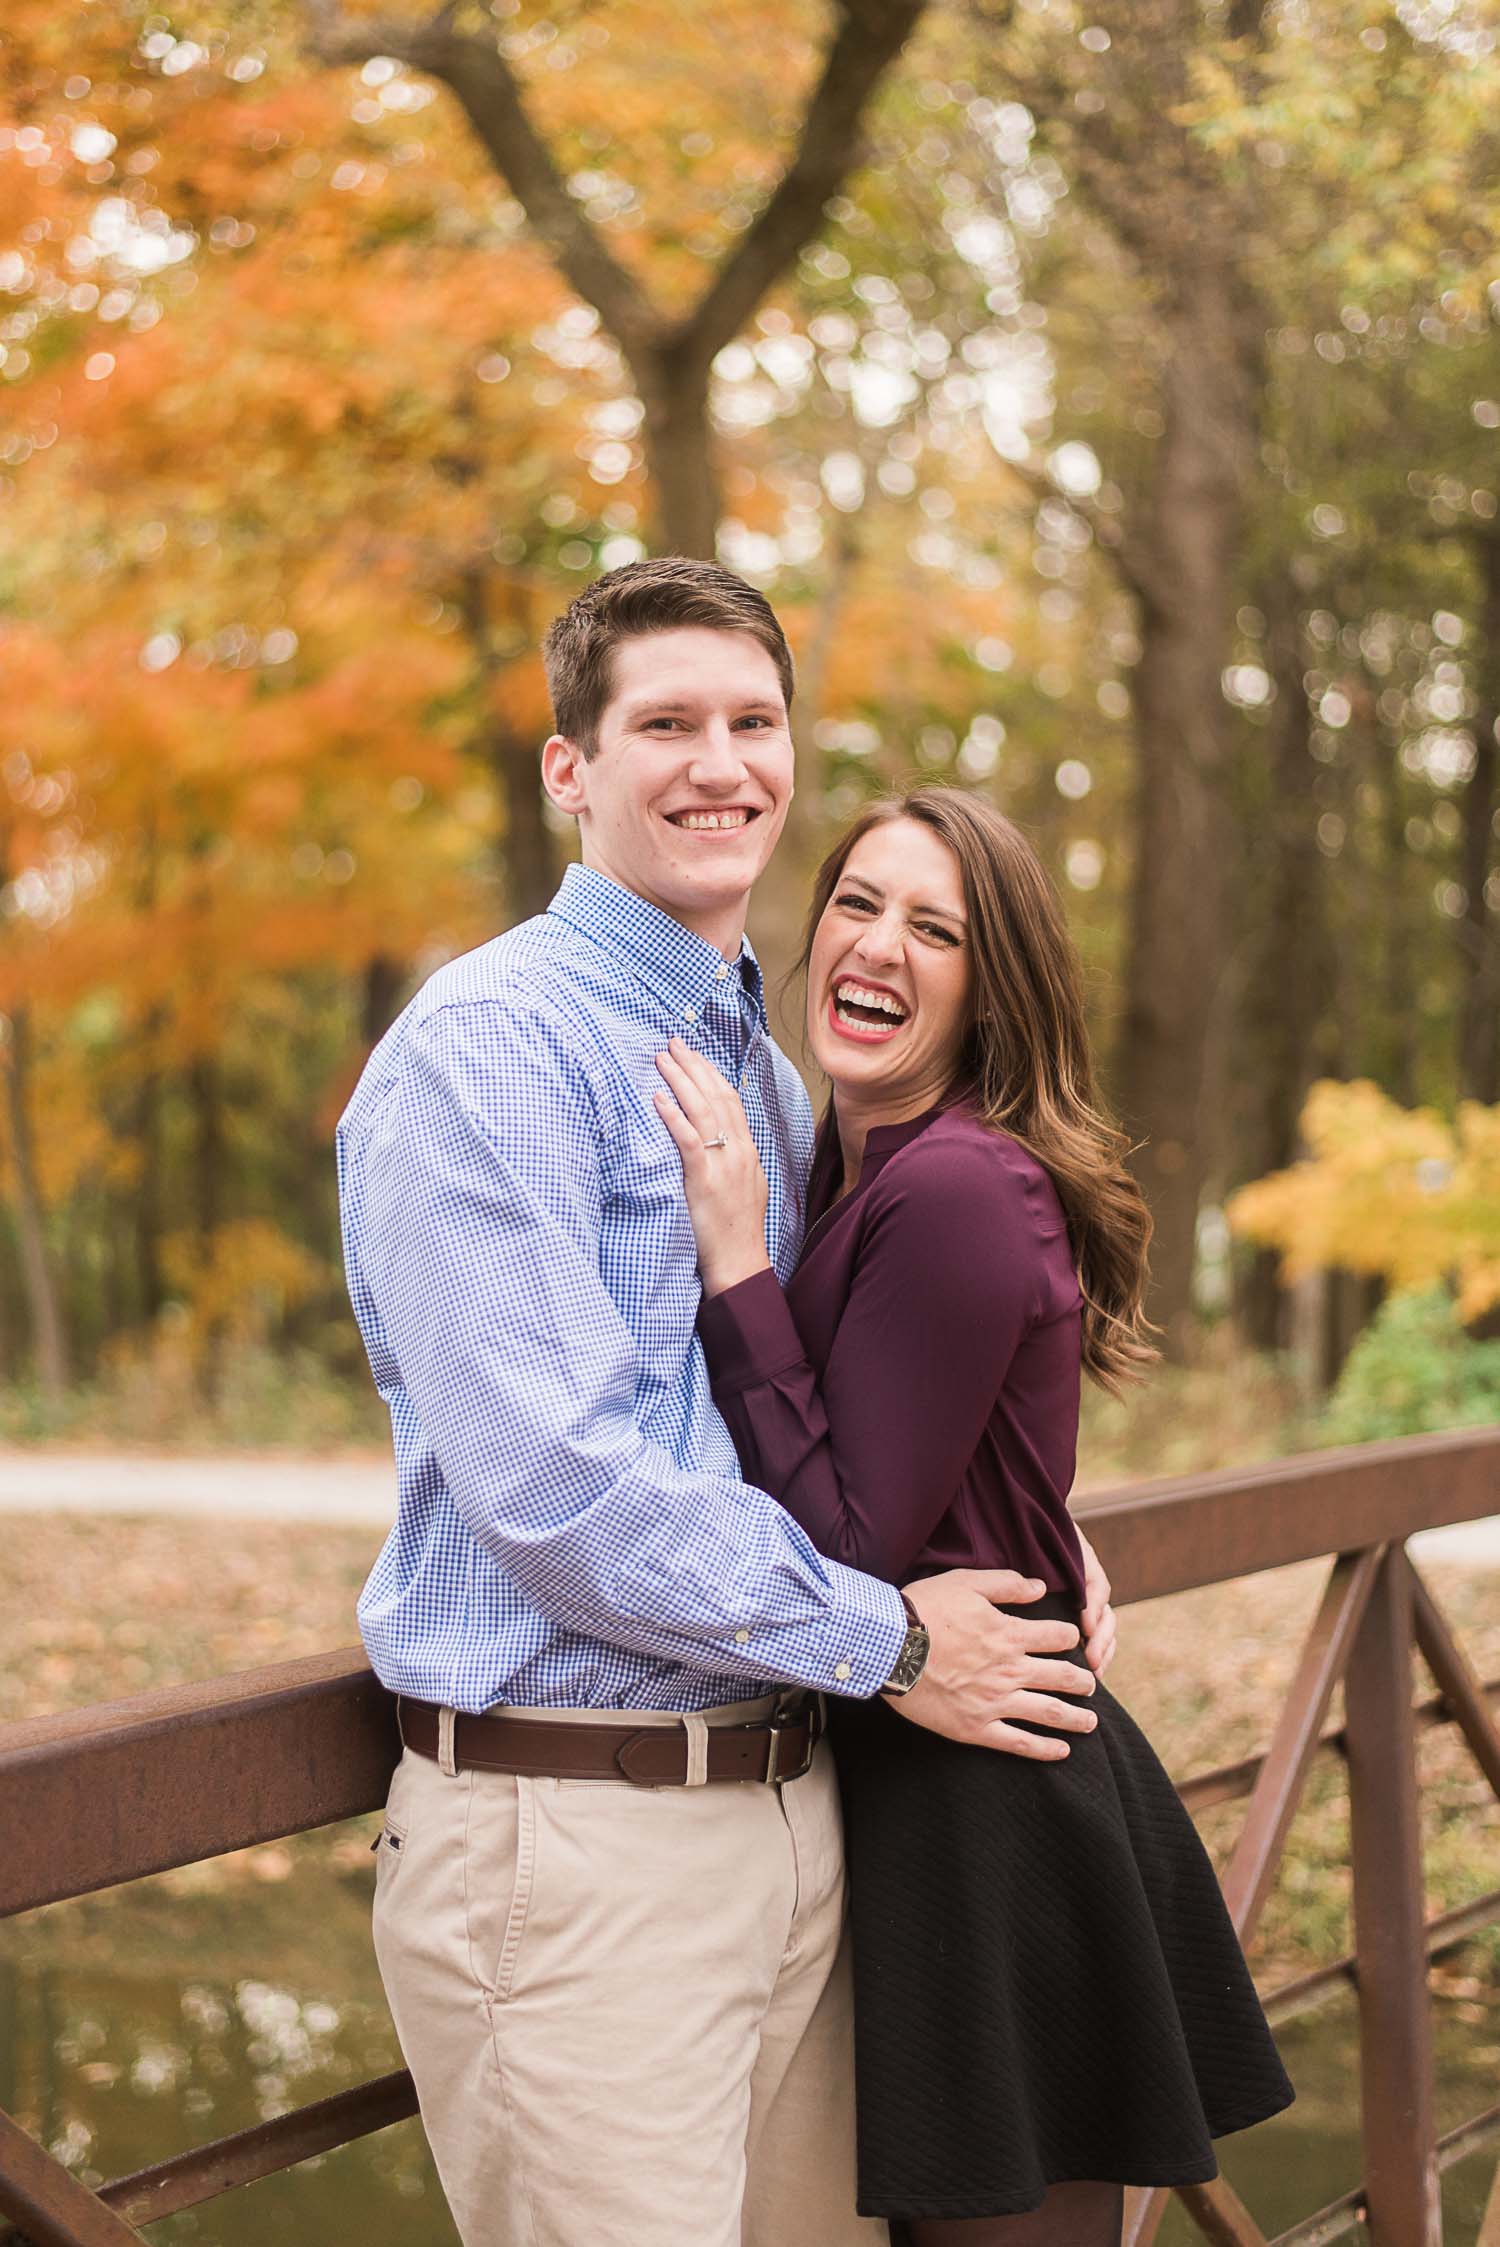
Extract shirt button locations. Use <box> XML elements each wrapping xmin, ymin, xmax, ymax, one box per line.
<box><xmin>834</xmin><ymin>1661</ymin><xmax>852</xmax><ymax>1682</ymax></box>
<box><xmin>734</xmin><ymin>1628</ymin><xmax>750</xmax><ymax>1645</ymax></box>
<box><xmin>715</xmin><ymin>964</ymin><xmax>729</xmax><ymax>981</ymax></box>
<box><xmin>682</xmin><ymin>1005</ymin><xmax>698</xmax><ymax>1022</ymax></box>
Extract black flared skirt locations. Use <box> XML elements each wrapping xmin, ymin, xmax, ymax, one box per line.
<box><xmin>829</xmin><ymin>1599</ymin><xmax>1295</xmax><ymax>2222</ymax></box>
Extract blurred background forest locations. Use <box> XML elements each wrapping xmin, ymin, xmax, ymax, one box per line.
<box><xmin>4</xmin><ymin>0</ymin><xmax>1500</xmax><ymax>1458</ymax></box>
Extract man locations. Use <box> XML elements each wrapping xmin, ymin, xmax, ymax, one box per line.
<box><xmin>337</xmin><ymin>558</ymin><xmax>1110</xmax><ymax>2247</ymax></box>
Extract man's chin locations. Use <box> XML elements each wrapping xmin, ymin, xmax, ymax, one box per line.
<box><xmin>664</xmin><ymin>836</ymin><xmax>780</xmax><ymax>897</ymax></box>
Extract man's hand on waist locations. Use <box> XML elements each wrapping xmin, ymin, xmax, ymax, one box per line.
<box><xmin>885</xmin><ymin>1568</ymin><xmax>1098</xmax><ymax>1761</ymax></box>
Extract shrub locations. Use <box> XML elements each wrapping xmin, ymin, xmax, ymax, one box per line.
<box><xmin>1323</xmin><ymin>1288</ymin><xmax>1500</xmax><ymax>1445</ymax></box>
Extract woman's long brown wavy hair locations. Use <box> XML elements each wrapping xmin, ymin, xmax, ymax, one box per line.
<box><xmin>799</xmin><ymin>787</ymin><xmax>1157</xmax><ymax>1391</ymax></box>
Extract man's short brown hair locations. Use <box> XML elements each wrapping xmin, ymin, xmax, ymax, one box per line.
<box><xmin>541</xmin><ymin>557</ymin><xmax>795</xmax><ymax>756</ymax></box>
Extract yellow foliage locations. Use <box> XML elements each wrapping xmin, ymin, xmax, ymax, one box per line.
<box><xmin>161</xmin><ymin>1220</ymin><xmax>329</xmax><ymax>1348</ymax></box>
<box><xmin>1227</xmin><ymin>1080</ymin><xmax>1500</xmax><ymax>1319</ymax></box>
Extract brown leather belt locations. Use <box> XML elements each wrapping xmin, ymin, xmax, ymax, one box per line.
<box><xmin>397</xmin><ymin>1695</ymin><xmax>824</xmax><ymax>1787</ymax></box>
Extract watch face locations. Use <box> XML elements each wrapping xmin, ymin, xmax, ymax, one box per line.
<box><xmin>888</xmin><ymin>1625</ymin><xmax>930</xmax><ymax>1695</ymax></box>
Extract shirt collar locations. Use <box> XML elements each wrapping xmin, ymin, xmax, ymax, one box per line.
<box><xmin>548</xmin><ymin>862</ymin><xmax>767</xmax><ymax>1033</ymax></box>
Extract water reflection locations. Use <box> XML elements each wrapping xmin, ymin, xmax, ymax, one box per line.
<box><xmin>1</xmin><ymin>1843</ymin><xmax>1495</xmax><ymax>2244</ymax></box>
<box><xmin>0</xmin><ymin>1833</ymin><xmax>459</xmax><ymax>2244</ymax></box>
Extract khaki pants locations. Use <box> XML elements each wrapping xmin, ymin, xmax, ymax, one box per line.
<box><xmin>372</xmin><ymin>1696</ymin><xmax>888</xmax><ymax>2247</ymax></box>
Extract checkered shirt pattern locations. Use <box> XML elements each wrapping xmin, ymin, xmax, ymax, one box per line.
<box><xmin>337</xmin><ymin>862</ymin><xmax>905</xmax><ymax>1713</ymax></box>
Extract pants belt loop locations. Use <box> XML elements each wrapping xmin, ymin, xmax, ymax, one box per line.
<box><xmin>437</xmin><ymin>1706</ymin><xmax>458</xmax><ymax>1778</ymax></box>
<box><xmin>681</xmin><ymin>1711</ymin><xmax>710</xmax><ymax>1788</ymax></box>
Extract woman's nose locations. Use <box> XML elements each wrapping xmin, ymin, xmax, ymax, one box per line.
<box><xmin>855</xmin><ymin>914</ymin><xmax>904</xmax><ymax>963</ymax></box>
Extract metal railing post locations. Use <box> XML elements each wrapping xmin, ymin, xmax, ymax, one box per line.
<box><xmin>1345</xmin><ymin>1546</ymin><xmax>1441</xmax><ymax>2247</ymax></box>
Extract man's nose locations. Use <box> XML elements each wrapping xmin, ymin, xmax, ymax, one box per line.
<box><xmin>686</xmin><ymin>721</ymin><xmax>746</xmax><ymax>787</ymax></box>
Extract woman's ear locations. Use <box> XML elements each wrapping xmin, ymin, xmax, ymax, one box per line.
<box><xmin>542</xmin><ymin>734</ymin><xmax>588</xmax><ymax>818</ymax></box>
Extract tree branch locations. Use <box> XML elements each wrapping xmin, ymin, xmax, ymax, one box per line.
<box><xmin>673</xmin><ymin>0</ymin><xmax>929</xmax><ymax>373</ymax></box>
<box><xmin>1005</xmin><ymin>449</ymin><xmax>1170</xmax><ymax>614</ymax></box>
<box><xmin>302</xmin><ymin>2</ymin><xmax>662</xmax><ymax>359</ymax></box>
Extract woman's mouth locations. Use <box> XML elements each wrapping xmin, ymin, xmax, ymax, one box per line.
<box><xmin>828</xmin><ymin>977</ymin><xmax>910</xmax><ymax>1042</ymax></box>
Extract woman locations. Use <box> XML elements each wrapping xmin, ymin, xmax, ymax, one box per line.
<box><xmin>653</xmin><ymin>788</ymin><xmax>1292</xmax><ymax>2247</ymax></box>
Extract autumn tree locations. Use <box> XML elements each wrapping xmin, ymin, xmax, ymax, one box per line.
<box><xmin>305</xmin><ymin>0</ymin><xmax>929</xmax><ymax>559</ymax></box>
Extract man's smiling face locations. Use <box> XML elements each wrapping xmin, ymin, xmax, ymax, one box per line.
<box><xmin>543</xmin><ymin>626</ymin><xmax>794</xmax><ymax>954</ymax></box>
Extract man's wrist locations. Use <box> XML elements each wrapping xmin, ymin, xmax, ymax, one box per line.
<box><xmin>879</xmin><ymin>1591</ymin><xmax>931</xmax><ymax>1698</ymax></box>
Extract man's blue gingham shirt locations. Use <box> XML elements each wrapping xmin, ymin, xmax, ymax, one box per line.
<box><xmin>338</xmin><ymin>863</ymin><xmax>905</xmax><ymax>1712</ymax></box>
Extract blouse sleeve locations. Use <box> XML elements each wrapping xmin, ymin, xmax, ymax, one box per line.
<box><xmin>696</xmin><ymin>1136</ymin><xmax>1042</xmax><ymax>1585</ymax></box>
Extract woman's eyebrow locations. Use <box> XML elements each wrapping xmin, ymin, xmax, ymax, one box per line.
<box><xmin>841</xmin><ymin>876</ymin><xmax>966</xmax><ymax>922</ymax></box>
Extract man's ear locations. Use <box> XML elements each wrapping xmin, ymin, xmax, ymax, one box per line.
<box><xmin>541</xmin><ymin>734</ymin><xmax>588</xmax><ymax>819</ymax></box>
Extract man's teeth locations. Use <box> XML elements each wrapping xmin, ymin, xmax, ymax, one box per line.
<box><xmin>674</xmin><ymin>810</ymin><xmax>751</xmax><ymax>831</ymax></box>
<box><xmin>834</xmin><ymin>980</ymin><xmax>908</xmax><ymax>1026</ymax></box>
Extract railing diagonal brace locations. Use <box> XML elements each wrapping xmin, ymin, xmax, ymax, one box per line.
<box><xmin>1409</xmin><ymin>1561</ymin><xmax>1500</xmax><ymax>1804</ymax></box>
<box><xmin>0</xmin><ymin>2109</ymin><xmax>148</xmax><ymax>2247</ymax></box>
<box><xmin>1125</xmin><ymin>1549</ymin><xmax>1383</xmax><ymax>2247</ymax></box>
<box><xmin>1178</xmin><ymin>2173</ymin><xmax>1274</xmax><ymax>2245</ymax></box>
<box><xmin>1222</xmin><ymin>1547</ymin><xmax>1384</xmax><ymax>1944</ymax></box>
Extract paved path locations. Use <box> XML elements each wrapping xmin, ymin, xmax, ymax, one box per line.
<box><xmin>0</xmin><ymin>1448</ymin><xmax>397</xmax><ymax>1526</ymax></box>
<box><xmin>1</xmin><ymin>1446</ymin><xmax>1497</xmax><ymax>1565</ymax></box>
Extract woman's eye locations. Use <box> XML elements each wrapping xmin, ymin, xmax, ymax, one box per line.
<box><xmin>836</xmin><ymin>892</ymin><xmax>875</xmax><ymax>912</ymax></box>
<box><xmin>921</xmin><ymin>924</ymin><xmax>960</xmax><ymax>945</ymax></box>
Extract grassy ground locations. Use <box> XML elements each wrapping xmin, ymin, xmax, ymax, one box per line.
<box><xmin>3</xmin><ymin>1509</ymin><xmax>1496</xmax><ymax>1987</ymax></box>
<box><xmin>4</xmin><ymin>1328</ymin><xmax>1320</xmax><ymax>1476</ymax></box>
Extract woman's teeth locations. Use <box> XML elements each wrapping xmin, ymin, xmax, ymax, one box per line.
<box><xmin>833</xmin><ymin>980</ymin><xmax>908</xmax><ymax>1030</ymax></box>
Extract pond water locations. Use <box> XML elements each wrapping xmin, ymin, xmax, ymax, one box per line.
<box><xmin>2</xmin><ymin>1839</ymin><xmax>1496</xmax><ymax>2243</ymax></box>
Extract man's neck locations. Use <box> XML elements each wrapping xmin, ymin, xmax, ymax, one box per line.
<box><xmin>577</xmin><ymin>853</ymin><xmax>749</xmax><ymax>961</ymax></box>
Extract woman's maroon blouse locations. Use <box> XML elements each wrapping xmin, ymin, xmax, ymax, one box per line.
<box><xmin>696</xmin><ymin>1100</ymin><xmax>1088</xmax><ymax>1607</ymax></box>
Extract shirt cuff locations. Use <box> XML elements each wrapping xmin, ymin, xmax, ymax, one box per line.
<box><xmin>807</xmin><ymin>1567</ymin><xmax>907</xmax><ymax>1699</ymax></box>
<box><xmin>697</xmin><ymin>1267</ymin><xmax>808</xmax><ymax>1395</ymax></box>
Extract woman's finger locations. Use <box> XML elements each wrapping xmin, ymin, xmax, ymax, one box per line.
<box><xmin>667</xmin><ymin>1038</ymin><xmax>736</xmax><ymax>1102</ymax></box>
<box><xmin>655</xmin><ymin>1049</ymin><xmax>718</xmax><ymax>1139</ymax></box>
<box><xmin>1085</xmin><ymin>1609</ymin><xmax>1118</xmax><ymax>1675</ymax></box>
<box><xmin>652</xmin><ymin>1088</ymin><xmax>704</xmax><ymax>1165</ymax></box>
<box><xmin>664</xmin><ymin>1040</ymin><xmax>748</xmax><ymax>1141</ymax></box>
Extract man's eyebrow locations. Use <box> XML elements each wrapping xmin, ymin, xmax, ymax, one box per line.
<box><xmin>622</xmin><ymin>695</ymin><xmax>784</xmax><ymax>717</ymax></box>
<box><xmin>839</xmin><ymin>876</ymin><xmax>966</xmax><ymax>921</ymax></box>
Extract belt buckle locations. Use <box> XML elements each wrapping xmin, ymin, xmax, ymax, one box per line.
<box><xmin>764</xmin><ymin>1698</ymin><xmax>820</xmax><ymax>1785</ymax></box>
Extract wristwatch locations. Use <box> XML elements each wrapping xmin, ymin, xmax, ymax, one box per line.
<box><xmin>879</xmin><ymin>1593</ymin><xmax>931</xmax><ymax>1698</ymax></box>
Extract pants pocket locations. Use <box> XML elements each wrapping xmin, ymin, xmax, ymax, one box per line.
<box><xmin>468</xmin><ymin>1773</ymin><xmax>537</xmax><ymax>2004</ymax></box>
<box><xmin>374</xmin><ymin>1819</ymin><xmax>408</xmax><ymax>1900</ymax></box>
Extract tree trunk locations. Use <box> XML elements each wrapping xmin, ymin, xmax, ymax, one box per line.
<box><xmin>362</xmin><ymin>953</ymin><xmax>406</xmax><ymax>1050</ymax></box>
<box><xmin>189</xmin><ymin>1052</ymin><xmax>224</xmax><ymax>1402</ymax></box>
<box><xmin>494</xmin><ymin>721</ymin><xmax>558</xmax><ymax>925</ymax></box>
<box><xmin>456</xmin><ymin>563</ymin><xmax>559</xmax><ymax>926</ymax></box>
<box><xmin>1232</xmin><ymin>589</ymin><xmax>1330</xmax><ymax>1351</ymax></box>
<box><xmin>1375</xmin><ymin>736</ymin><xmax>1418</xmax><ymax>1104</ymax></box>
<box><xmin>135</xmin><ymin>1048</ymin><xmax>165</xmax><ymax>1327</ymax></box>
<box><xmin>3</xmin><ymin>1005</ymin><xmax>70</xmax><ymax>1396</ymax></box>
<box><xmin>747</xmin><ymin>508</ymin><xmax>864</xmax><ymax>1047</ymax></box>
<box><xmin>1458</xmin><ymin>532</ymin><xmax>1500</xmax><ymax>1102</ymax></box>
<box><xmin>1114</xmin><ymin>290</ymin><xmax>1256</xmax><ymax>1355</ymax></box>
<box><xmin>638</xmin><ymin>347</ymin><xmax>720</xmax><ymax>560</ymax></box>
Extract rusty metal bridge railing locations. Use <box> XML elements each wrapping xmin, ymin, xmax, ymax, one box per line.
<box><xmin>1</xmin><ymin>1424</ymin><xmax>1498</xmax><ymax>2247</ymax></box>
